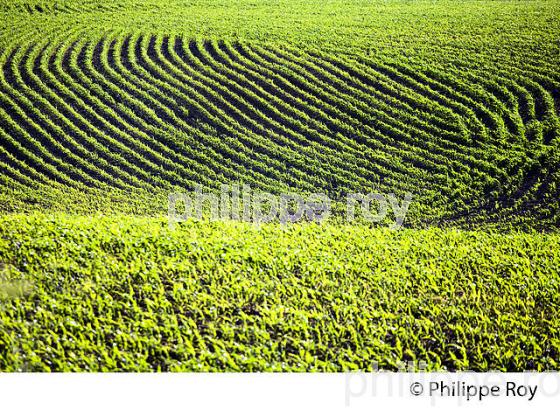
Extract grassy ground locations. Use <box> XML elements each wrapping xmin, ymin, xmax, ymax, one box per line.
<box><xmin>1</xmin><ymin>214</ymin><xmax>558</xmax><ymax>371</ymax></box>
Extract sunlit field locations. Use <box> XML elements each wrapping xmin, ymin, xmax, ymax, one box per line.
<box><xmin>0</xmin><ymin>1</ymin><xmax>559</xmax><ymax>371</ymax></box>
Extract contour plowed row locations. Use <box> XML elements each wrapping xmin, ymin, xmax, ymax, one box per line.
<box><xmin>0</xmin><ymin>31</ymin><xmax>558</xmax><ymax>225</ymax></box>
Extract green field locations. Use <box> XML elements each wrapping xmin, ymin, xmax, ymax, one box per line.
<box><xmin>1</xmin><ymin>214</ymin><xmax>559</xmax><ymax>371</ymax></box>
<box><xmin>0</xmin><ymin>0</ymin><xmax>559</xmax><ymax>371</ymax></box>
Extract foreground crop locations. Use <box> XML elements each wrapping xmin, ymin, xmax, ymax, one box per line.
<box><xmin>0</xmin><ymin>214</ymin><xmax>558</xmax><ymax>371</ymax></box>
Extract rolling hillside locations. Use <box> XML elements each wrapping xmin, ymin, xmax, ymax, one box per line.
<box><xmin>0</xmin><ymin>1</ymin><xmax>559</xmax><ymax>371</ymax></box>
